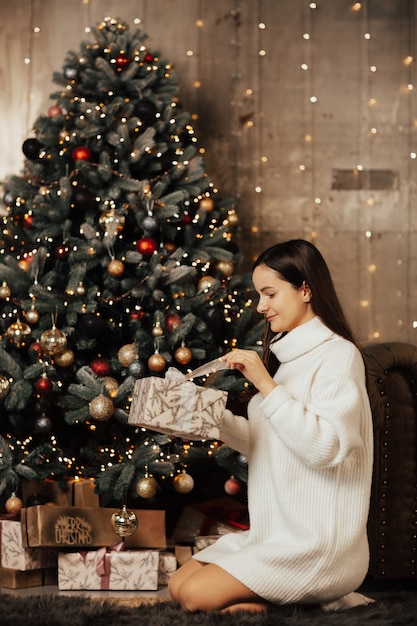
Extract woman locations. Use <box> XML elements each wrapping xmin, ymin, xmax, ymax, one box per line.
<box><xmin>168</xmin><ymin>239</ymin><xmax>374</xmax><ymax>613</ymax></box>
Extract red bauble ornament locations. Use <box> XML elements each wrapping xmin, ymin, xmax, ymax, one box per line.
<box><xmin>166</xmin><ymin>313</ymin><xmax>182</xmax><ymax>333</ymax></box>
<box><xmin>72</xmin><ymin>146</ymin><xmax>91</xmax><ymax>161</ymax></box>
<box><xmin>23</xmin><ymin>213</ymin><xmax>33</xmax><ymax>229</ymax></box>
<box><xmin>129</xmin><ymin>310</ymin><xmax>145</xmax><ymax>322</ymax></box>
<box><xmin>48</xmin><ymin>105</ymin><xmax>62</xmax><ymax>118</ymax></box>
<box><xmin>55</xmin><ymin>244</ymin><xmax>69</xmax><ymax>259</ymax></box>
<box><xmin>182</xmin><ymin>213</ymin><xmax>191</xmax><ymax>224</ymax></box>
<box><xmin>29</xmin><ymin>341</ymin><xmax>43</xmax><ymax>358</ymax></box>
<box><xmin>224</xmin><ymin>476</ymin><xmax>241</xmax><ymax>496</ymax></box>
<box><xmin>35</xmin><ymin>375</ymin><xmax>53</xmax><ymax>395</ymax></box>
<box><xmin>115</xmin><ymin>53</ymin><xmax>131</xmax><ymax>70</ymax></box>
<box><xmin>137</xmin><ymin>237</ymin><xmax>157</xmax><ymax>257</ymax></box>
<box><xmin>144</xmin><ymin>53</ymin><xmax>154</xmax><ymax>63</ymax></box>
<box><xmin>90</xmin><ymin>358</ymin><xmax>111</xmax><ymax>377</ymax></box>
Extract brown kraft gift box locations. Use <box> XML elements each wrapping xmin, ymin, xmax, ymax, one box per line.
<box><xmin>21</xmin><ymin>506</ymin><xmax>166</xmax><ymax>549</ymax></box>
<box><xmin>21</xmin><ymin>477</ymin><xmax>100</xmax><ymax>507</ymax></box>
<box><xmin>0</xmin><ymin>566</ymin><xmax>57</xmax><ymax>589</ymax></box>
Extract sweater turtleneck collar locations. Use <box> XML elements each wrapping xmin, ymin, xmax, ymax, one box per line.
<box><xmin>269</xmin><ymin>317</ymin><xmax>333</xmax><ymax>363</ymax></box>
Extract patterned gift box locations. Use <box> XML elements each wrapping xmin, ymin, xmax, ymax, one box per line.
<box><xmin>58</xmin><ymin>544</ymin><xmax>159</xmax><ymax>590</ymax></box>
<box><xmin>158</xmin><ymin>551</ymin><xmax>177</xmax><ymax>585</ymax></box>
<box><xmin>128</xmin><ymin>368</ymin><xmax>227</xmax><ymax>440</ymax></box>
<box><xmin>0</xmin><ymin>519</ymin><xmax>57</xmax><ymax>571</ymax></box>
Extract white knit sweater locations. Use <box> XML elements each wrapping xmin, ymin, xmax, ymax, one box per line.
<box><xmin>194</xmin><ymin>316</ymin><xmax>374</xmax><ymax>604</ymax></box>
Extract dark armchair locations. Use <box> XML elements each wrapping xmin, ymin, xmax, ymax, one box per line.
<box><xmin>362</xmin><ymin>341</ymin><xmax>417</xmax><ymax>580</ymax></box>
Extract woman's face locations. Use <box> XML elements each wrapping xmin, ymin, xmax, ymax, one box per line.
<box><xmin>252</xmin><ymin>264</ymin><xmax>315</xmax><ymax>333</ymax></box>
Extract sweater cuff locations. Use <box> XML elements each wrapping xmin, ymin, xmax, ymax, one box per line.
<box><xmin>218</xmin><ymin>409</ymin><xmax>249</xmax><ymax>456</ymax></box>
<box><xmin>258</xmin><ymin>384</ymin><xmax>291</xmax><ymax>420</ymax></box>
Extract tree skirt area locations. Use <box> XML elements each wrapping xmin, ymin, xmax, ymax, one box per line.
<box><xmin>0</xmin><ymin>593</ymin><xmax>415</xmax><ymax>626</ymax></box>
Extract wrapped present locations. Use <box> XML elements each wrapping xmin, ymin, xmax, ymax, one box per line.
<box><xmin>158</xmin><ymin>550</ymin><xmax>177</xmax><ymax>585</ymax></box>
<box><xmin>0</xmin><ymin>519</ymin><xmax>56</xmax><ymax>571</ymax></box>
<box><xmin>0</xmin><ymin>566</ymin><xmax>57</xmax><ymax>589</ymax></box>
<box><xmin>58</xmin><ymin>544</ymin><xmax>158</xmax><ymax>590</ymax></box>
<box><xmin>21</xmin><ymin>477</ymin><xmax>100</xmax><ymax>507</ymax></box>
<box><xmin>128</xmin><ymin>367</ymin><xmax>227</xmax><ymax>440</ymax></box>
<box><xmin>21</xmin><ymin>506</ymin><xmax>166</xmax><ymax>549</ymax></box>
<box><xmin>172</xmin><ymin>497</ymin><xmax>249</xmax><ymax>543</ymax></box>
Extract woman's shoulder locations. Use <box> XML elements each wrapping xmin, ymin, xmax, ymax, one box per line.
<box><xmin>321</xmin><ymin>332</ymin><xmax>365</xmax><ymax>374</ymax></box>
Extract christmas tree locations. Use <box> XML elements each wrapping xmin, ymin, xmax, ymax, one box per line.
<box><xmin>0</xmin><ymin>17</ymin><xmax>261</xmax><ymax>510</ymax></box>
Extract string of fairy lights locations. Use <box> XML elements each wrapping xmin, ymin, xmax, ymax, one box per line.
<box><xmin>297</xmin><ymin>1</ymin><xmax>417</xmax><ymax>341</ymax></box>
<box><xmin>2</xmin><ymin>0</ymin><xmax>417</xmax><ymax>423</ymax></box>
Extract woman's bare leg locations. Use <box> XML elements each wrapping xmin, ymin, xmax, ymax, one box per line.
<box><xmin>168</xmin><ymin>560</ymin><xmax>270</xmax><ymax>613</ymax></box>
<box><xmin>168</xmin><ymin>558</ymin><xmax>204</xmax><ymax>602</ymax></box>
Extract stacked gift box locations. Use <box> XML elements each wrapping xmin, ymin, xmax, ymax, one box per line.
<box><xmin>1</xmin><ymin>481</ymin><xmax>177</xmax><ymax>590</ymax></box>
<box><xmin>0</xmin><ymin>512</ymin><xmax>58</xmax><ymax>589</ymax></box>
<box><xmin>19</xmin><ymin>502</ymin><xmax>177</xmax><ymax>591</ymax></box>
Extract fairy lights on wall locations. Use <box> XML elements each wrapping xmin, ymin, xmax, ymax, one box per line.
<box><xmin>4</xmin><ymin>0</ymin><xmax>417</xmax><ymax>344</ymax></box>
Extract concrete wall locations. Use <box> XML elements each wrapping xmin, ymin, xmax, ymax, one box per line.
<box><xmin>1</xmin><ymin>0</ymin><xmax>416</xmax><ymax>344</ymax></box>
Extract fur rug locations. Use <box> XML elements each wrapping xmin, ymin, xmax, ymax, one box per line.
<box><xmin>0</xmin><ymin>593</ymin><xmax>415</xmax><ymax>626</ymax></box>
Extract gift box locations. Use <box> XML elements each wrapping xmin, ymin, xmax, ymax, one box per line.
<box><xmin>0</xmin><ymin>519</ymin><xmax>56</xmax><ymax>571</ymax></box>
<box><xmin>58</xmin><ymin>545</ymin><xmax>159</xmax><ymax>590</ymax></box>
<box><xmin>21</xmin><ymin>506</ymin><xmax>166</xmax><ymax>549</ymax></box>
<box><xmin>158</xmin><ymin>550</ymin><xmax>177</xmax><ymax>585</ymax></box>
<box><xmin>128</xmin><ymin>367</ymin><xmax>227</xmax><ymax>440</ymax></box>
<box><xmin>172</xmin><ymin>497</ymin><xmax>249</xmax><ymax>543</ymax></box>
<box><xmin>0</xmin><ymin>566</ymin><xmax>57</xmax><ymax>589</ymax></box>
<box><xmin>21</xmin><ymin>477</ymin><xmax>100</xmax><ymax>507</ymax></box>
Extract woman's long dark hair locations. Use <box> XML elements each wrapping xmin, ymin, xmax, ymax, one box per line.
<box><xmin>253</xmin><ymin>239</ymin><xmax>359</xmax><ymax>375</ymax></box>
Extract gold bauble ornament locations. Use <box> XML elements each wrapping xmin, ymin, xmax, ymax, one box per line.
<box><xmin>151</xmin><ymin>321</ymin><xmax>164</xmax><ymax>337</ymax></box>
<box><xmin>215</xmin><ymin>260</ymin><xmax>234</xmax><ymax>277</ymax></box>
<box><xmin>54</xmin><ymin>349</ymin><xmax>75</xmax><ymax>368</ymax></box>
<box><xmin>107</xmin><ymin>259</ymin><xmax>125</xmax><ymax>276</ymax></box>
<box><xmin>148</xmin><ymin>352</ymin><xmax>167</xmax><ymax>372</ymax></box>
<box><xmin>135</xmin><ymin>476</ymin><xmax>158</xmax><ymax>499</ymax></box>
<box><xmin>6</xmin><ymin>320</ymin><xmax>32</xmax><ymax>347</ymax></box>
<box><xmin>174</xmin><ymin>346</ymin><xmax>193</xmax><ymax>365</ymax></box>
<box><xmin>199</xmin><ymin>197</ymin><xmax>214</xmax><ymax>212</ymax></box>
<box><xmin>5</xmin><ymin>493</ymin><xmax>23</xmax><ymax>515</ymax></box>
<box><xmin>198</xmin><ymin>276</ymin><xmax>216</xmax><ymax>292</ymax></box>
<box><xmin>103</xmin><ymin>376</ymin><xmax>119</xmax><ymax>397</ymax></box>
<box><xmin>0</xmin><ymin>375</ymin><xmax>11</xmax><ymax>400</ymax></box>
<box><xmin>173</xmin><ymin>471</ymin><xmax>195</xmax><ymax>494</ymax></box>
<box><xmin>75</xmin><ymin>282</ymin><xmax>86</xmax><ymax>296</ymax></box>
<box><xmin>111</xmin><ymin>504</ymin><xmax>138</xmax><ymax>537</ymax></box>
<box><xmin>0</xmin><ymin>281</ymin><xmax>11</xmax><ymax>299</ymax></box>
<box><xmin>118</xmin><ymin>343</ymin><xmax>138</xmax><ymax>367</ymax></box>
<box><xmin>40</xmin><ymin>325</ymin><xmax>67</xmax><ymax>356</ymax></box>
<box><xmin>25</xmin><ymin>306</ymin><xmax>40</xmax><ymax>325</ymax></box>
<box><xmin>88</xmin><ymin>394</ymin><xmax>114</xmax><ymax>421</ymax></box>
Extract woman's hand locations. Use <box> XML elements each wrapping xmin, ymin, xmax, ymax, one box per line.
<box><xmin>220</xmin><ymin>349</ymin><xmax>277</xmax><ymax>397</ymax></box>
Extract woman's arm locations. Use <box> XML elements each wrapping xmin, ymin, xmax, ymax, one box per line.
<box><xmin>218</xmin><ymin>409</ymin><xmax>250</xmax><ymax>457</ymax></box>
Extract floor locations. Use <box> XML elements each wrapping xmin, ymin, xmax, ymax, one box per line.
<box><xmin>1</xmin><ymin>578</ymin><xmax>416</xmax><ymax>608</ymax></box>
<box><xmin>0</xmin><ymin>583</ymin><xmax>170</xmax><ymax>600</ymax></box>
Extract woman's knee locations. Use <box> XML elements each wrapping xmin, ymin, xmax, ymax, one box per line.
<box><xmin>175</xmin><ymin>577</ymin><xmax>209</xmax><ymax>612</ymax></box>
